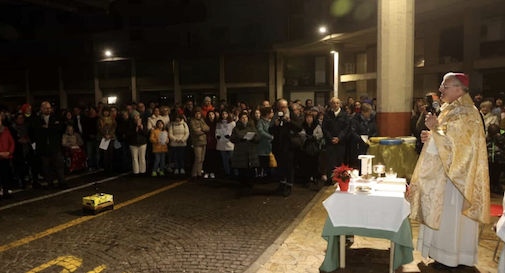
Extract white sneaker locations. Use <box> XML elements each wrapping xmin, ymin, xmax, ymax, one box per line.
<box><xmin>180</xmin><ymin>169</ymin><xmax>186</xmax><ymax>175</ymax></box>
<box><xmin>210</xmin><ymin>173</ymin><xmax>215</xmax><ymax>179</ymax></box>
<box><xmin>167</xmin><ymin>167</ymin><xmax>174</xmax><ymax>173</ymax></box>
<box><xmin>204</xmin><ymin>173</ymin><xmax>209</xmax><ymax>179</ymax></box>
<box><xmin>174</xmin><ymin>169</ymin><xmax>179</xmax><ymax>175</ymax></box>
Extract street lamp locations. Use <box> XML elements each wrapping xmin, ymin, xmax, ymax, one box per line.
<box><xmin>319</xmin><ymin>26</ymin><xmax>327</xmax><ymax>34</ymax></box>
<box><xmin>105</xmin><ymin>50</ymin><xmax>112</xmax><ymax>57</ymax></box>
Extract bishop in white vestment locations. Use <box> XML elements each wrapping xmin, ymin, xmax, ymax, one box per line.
<box><xmin>408</xmin><ymin>73</ymin><xmax>491</xmax><ymax>269</ymax></box>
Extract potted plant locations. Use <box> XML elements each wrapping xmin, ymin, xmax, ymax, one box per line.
<box><xmin>332</xmin><ymin>164</ymin><xmax>353</xmax><ymax>191</ymax></box>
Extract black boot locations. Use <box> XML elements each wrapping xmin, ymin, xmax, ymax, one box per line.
<box><xmin>282</xmin><ymin>185</ymin><xmax>292</xmax><ymax>197</ymax></box>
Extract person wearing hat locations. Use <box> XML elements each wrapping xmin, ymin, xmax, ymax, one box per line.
<box><xmin>310</xmin><ymin>107</ymin><xmax>320</xmax><ymax>117</ymax></box>
<box><xmin>201</xmin><ymin>96</ymin><xmax>215</xmax><ymax>118</ymax></box>
<box><xmin>408</xmin><ymin>72</ymin><xmax>491</xmax><ymax>270</ymax></box>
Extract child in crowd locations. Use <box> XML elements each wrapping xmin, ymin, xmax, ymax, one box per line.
<box><xmin>150</xmin><ymin>120</ymin><xmax>169</xmax><ymax>177</ymax></box>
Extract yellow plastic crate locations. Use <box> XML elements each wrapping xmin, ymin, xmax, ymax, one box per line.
<box><xmin>82</xmin><ymin>193</ymin><xmax>114</xmax><ymax>215</ymax></box>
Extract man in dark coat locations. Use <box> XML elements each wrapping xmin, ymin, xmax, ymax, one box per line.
<box><xmin>30</xmin><ymin>101</ymin><xmax>67</xmax><ymax>189</ymax></box>
<box><xmin>322</xmin><ymin>97</ymin><xmax>350</xmax><ymax>185</ymax></box>
<box><xmin>349</xmin><ymin>103</ymin><xmax>378</xmax><ymax>169</ymax></box>
<box><xmin>269</xmin><ymin>99</ymin><xmax>303</xmax><ymax>197</ymax></box>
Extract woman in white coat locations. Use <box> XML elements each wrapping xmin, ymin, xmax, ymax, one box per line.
<box><xmin>216</xmin><ymin>110</ymin><xmax>236</xmax><ymax>177</ymax></box>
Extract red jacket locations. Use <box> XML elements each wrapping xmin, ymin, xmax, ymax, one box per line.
<box><xmin>0</xmin><ymin>128</ymin><xmax>15</xmax><ymax>159</ymax></box>
<box><xmin>201</xmin><ymin>105</ymin><xmax>215</xmax><ymax>118</ymax></box>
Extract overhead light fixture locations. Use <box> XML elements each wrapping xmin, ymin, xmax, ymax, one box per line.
<box><xmin>319</xmin><ymin>26</ymin><xmax>327</xmax><ymax>34</ymax></box>
<box><xmin>107</xmin><ymin>96</ymin><xmax>117</xmax><ymax>104</ymax></box>
<box><xmin>105</xmin><ymin>50</ymin><xmax>112</xmax><ymax>57</ymax></box>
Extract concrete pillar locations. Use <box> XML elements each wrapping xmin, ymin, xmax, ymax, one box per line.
<box><xmin>58</xmin><ymin>66</ymin><xmax>68</xmax><ymax>109</ymax></box>
<box><xmin>268</xmin><ymin>52</ymin><xmax>276</xmax><ymax>104</ymax></box>
<box><xmin>93</xmin><ymin>64</ymin><xmax>102</xmax><ymax>106</ymax></box>
<box><xmin>219</xmin><ymin>55</ymin><xmax>227</xmax><ymax>102</ymax></box>
<box><xmin>131</xmin><ymin>59</ymin><xmax>138</xmax><ymax>103</ymax></box>
<box><xmin>463</xmin><ymin>9</ymin><xmax>482</xmax><ymax>92</ymax></box>
<box><xmin>25</xmin><ymin>69</ymin><xmax>33</xmax><ymax>104</ymax></box>
<box><xmin>173</xmin><ymin>60</ymin><xmax>182</xmax><ymax>103</ymax></box>
<box><xmin>276</xmin><ymin>53</ymin><xmax>284</xmax><ymax>100</ymax></box>
<box><xmin>377</xmin><ymin>0</ymin><xmax>415</xmax><ymax>137</ymax></box>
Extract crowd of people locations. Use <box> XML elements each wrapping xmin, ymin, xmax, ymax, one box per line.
<box><xmin>0</xmin><ymin>94</ymin><xmax>378</xmax><ymax>199</ymax></box>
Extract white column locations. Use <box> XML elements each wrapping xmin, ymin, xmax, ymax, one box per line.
<box><xmin>219</xmin><ymin>55</ymin><xmax>227</xmax><ymax>102</ymax></box>
<box><xmin>377</xmin><ymin>0</ymin><xmax>415</xmax><ymax>137</ymax></box>
<box><xmin>276</xmin><ymin>53</ymin><xmax>284</xmax><ymax>100</ymax></box>
<box><xmin>333</xmin><ymin>52</ymin><xmax>340</xmax><ymax>98</ymax></box>
<box><xmin>173</xmin><ymin>59</ymin><xmax>182</xmax><ymax>103</ymax></box>
<box><xmin>131</xmin><ymin>59</ymin><xmax>138</xmax><ymax>103</ymax></box>
<box><xmin>93</xmin><ymin>64</ymin><xmax>102</xmax><ymax>106</ymax></box>
<box><xmin>268</xmin><ymin>52</ymin><xmax>276</xmax><ymax>103</ymax></box>
<box><xmin>464</xmin><ymin>9</ymin><xmax>482</xmax><ymax>91</ymax></box>
<box><xmin>58</xmin><ymin>66</ymin><xmax>68</xmax><ymax>109</ymax></box>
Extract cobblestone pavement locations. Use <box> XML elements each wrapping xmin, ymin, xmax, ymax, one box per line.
<box><xmin>0</xmin><ymin>174</ymin><xmax>318</xmax><ymax>273</ymax></box>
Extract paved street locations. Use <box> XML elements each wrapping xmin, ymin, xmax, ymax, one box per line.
<box><xmin>0</xmin><ymin>173</ymin><xmax>319</xmax><ymax>273</ymax></box>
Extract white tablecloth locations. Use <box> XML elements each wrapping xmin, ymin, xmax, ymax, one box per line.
<box><xmin>323</xmin><ymin>184</ymin><xmax>411</xmax><ymax>232</ymax></box>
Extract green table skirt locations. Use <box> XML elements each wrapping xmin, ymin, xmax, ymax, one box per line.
<box><xmin>320</xmin><ymin>216</ymin><xmax>414</xmax><ymax>272</ymax></box>
<box><xmin>367</xmin><ymin>143</ymin><xmax>418</xmax><ymax>180</ymax></box>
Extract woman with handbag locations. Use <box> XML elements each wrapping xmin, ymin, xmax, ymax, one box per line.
<box><xmin>256</xmin><ymin>107</ymin><xmax>274</xmax><ymax>179</ymax></box>
<box><xmin>300</xmin><ymin>114</ymin><xmax>323</xmax><ymax>185</ymax></box>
